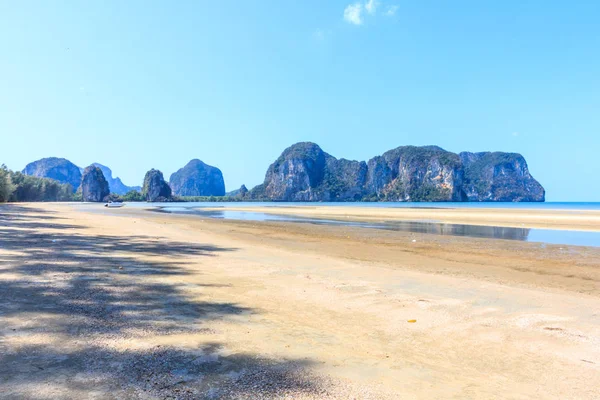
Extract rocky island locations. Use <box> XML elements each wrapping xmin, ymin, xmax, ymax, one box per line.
<box><xmin>80</xmin><ymin>165</ymin><xmax>110</xmax><ymax>202</ymax></box>
<box><xmin>169</xmin><ymin>159</ymin><xmax>225</xmax><ymax>197</ymax></box>
<box><xmin>16</xmin><ymin>143</ymin><xmax>544</xmax><ymax>203</ymax></box>
<box><xmin>92</xmin><ymin>163</ymin><xmax>141</xmax><ymax>195</ymax></box>
<box><xmin>227</xmin><ymin>184</ymin><xmax>249</xmax><ymax>198</ymax></box>
<box><xmin>249</xmin><ymin>142</ymin><xmax>544</xmax><ymax>202</ymax></box>
<box><xmin>22</xmin><ymin>158</ymin><xmax>139</xmax><ymax>195</ymax></box>
<box><xmin>459</xmin><ymin>152</ymin><xmax>545</xmax><ymax>202</ymax></box>
<box><xmin>142</xmin><ymin>169</ymin><xmax>172</xmax><ymax>202</ymax></box>
<box><xmin>22</xmin><ymin>157</ymin><xmax>82</xmax><ymax>192</ymax></box>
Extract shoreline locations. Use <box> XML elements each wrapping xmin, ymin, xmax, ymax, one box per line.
<box><xmin>186</xmin><ymin>204</ymin><xmax>600</xmax><ymax>232</ymax></box>
<box><xmin>126</xmin><ymin>205</ymin><xmax>600</xmax><ymax>295</ymax></box>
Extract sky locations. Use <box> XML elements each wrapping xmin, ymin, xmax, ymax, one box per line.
<box><xmin>1</xmin><ymin>1</ymin><xmax>599</xmax><ymax>201</ymax></box>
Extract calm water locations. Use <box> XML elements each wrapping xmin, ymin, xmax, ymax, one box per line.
<box><xmin>129</xmin><ymin>201</ymin><xmax>600</xmax><ymax>211</ymax></box>
<box><xmin>149</xmin><ymin>204</ymin><xmax>600</xmax><ymax>248</ymax></box>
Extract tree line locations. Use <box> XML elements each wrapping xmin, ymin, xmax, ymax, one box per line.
<box><xmin>0</xmin><ymin>165</ymin><xmax>75</xmax><ymax>202</ymax></box>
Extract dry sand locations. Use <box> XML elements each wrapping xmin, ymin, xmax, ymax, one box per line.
<box><xmin>0</xmin><ymin>203</ymin><xmax>599</xmax><ymax>399</ymax></box>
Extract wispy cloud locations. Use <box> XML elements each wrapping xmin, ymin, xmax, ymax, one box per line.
<box><xmin>385</xmin><ymin>5</ymin><xmax>398</xmax><ymax>16</ymax></box>
<box><xmin>344</xmin><ymin>1</ymin><xmax>396</xmax><ymax>25</ymax></box>
<box><xmin>343</xmin><ymin>2</ymin><xmax>363</xmax><ymax>25</ymax></box>
<box><xmin>365</xmin><ymin>0</ymin><xmax>378</xmax><ymax>15</ymax></box>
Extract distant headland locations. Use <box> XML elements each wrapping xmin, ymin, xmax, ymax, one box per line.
<box><xmin>0</xmin><ymin>142</ymin><xmax>544</xmax><ymax>203</ymax></box>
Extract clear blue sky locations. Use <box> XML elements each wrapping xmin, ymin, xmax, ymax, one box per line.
<box><xmin>1</xmin><ymin>1</ymin><xmax>599</xmax><ymax>201</ymax></box>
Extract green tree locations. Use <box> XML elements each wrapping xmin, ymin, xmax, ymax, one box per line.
<box><xmin>0</xmin><ymin>164</ymin><xmax>15</xmax><ymax>202</ymax></box>
<box><xmin>121</xmin><ymin>190</ymin><xmax>145</xmax><ymax>201</ymax></box>
<box><xmin>6</xmin><ymin>170</ymin><xmax>75</xmax><ymax>202</ymax></box>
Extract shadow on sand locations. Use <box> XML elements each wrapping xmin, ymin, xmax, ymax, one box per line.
<box><xmin>0</xmin><ymin>205</ymin><xmax>324</xmax><ymax>399</ymax></box>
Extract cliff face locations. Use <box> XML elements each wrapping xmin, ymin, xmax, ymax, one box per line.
<box><xmin>80</xmin><ymin>166</ymin><xmax>110</xmax><ymax>202</ymax></box>
<box><xmin>227</xmin><ymin>185</ymin><xmax>249</xmax><ymax>198</ymax></box>
<box><xmin>460</xmin><ymin>152</ymin><xmax>545</xmax><ymax>202</ymax></box>
<box><xmin>92</xmin><ymin>163</ymin><xmax>140</xmax><ymax>195</ymax></box>
<box><xmin>260</xmin><ymin>142</ymin><xmax>327</xmax><ymax>201</ymax></box>
<box><xmin>375</xmin><ymin>146</ymin><xmax>465</xmax><ymax>201</ymax></box>
<box><xmin>22</xmin><ymin>158</ymin><xmax>82</xmax><ymax>192</ymax></box>
<box><xmin>255</xmin><ymin>142</ymin><xmax>370</xmax><ymax>201</ymax></box>
<box><xmin>142</xmin><ymin>169</ymin><xmax>172</xmax><ymax>202</ymax></box>
<box><xmin>250</xmin><ymin>142</ymin><xmax>544</xmax><ymax>202</ymax></box>
<box><xmin>323</xmin><ymin>158</ymin><xmax>369</xmax><ymax>201</ymax></box>
<box><xmin>169</xmin><ymin>159</ymin><xmax>225</xmax><ymax>197</ymax></box>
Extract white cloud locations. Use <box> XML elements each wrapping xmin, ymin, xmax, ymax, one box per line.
<box><xmin>343</xmin><ymin>2</ymin><xmax>363</xmax><ymax>25</ymax></box>
<box><xmin>385</xmin><ymin>5</ymin><xmax>398</xmax><ymax>16</ymax></box>
<box><xmin>365</xmin><ymin>0</ymin><xmax>378</xmax><ymax>15</ymax></box>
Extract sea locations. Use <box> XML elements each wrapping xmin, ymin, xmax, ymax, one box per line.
<box><xmin>111</xmin><ymin>201</ymin><xmax>600</xmax><ymax>248</ymax></box>
<box><xmin>126</xmin><ymin>201</ymin><xmax>600</xmax><ymax>211</ymax></box>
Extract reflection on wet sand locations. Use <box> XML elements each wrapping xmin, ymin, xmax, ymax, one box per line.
<box><xmin>157</xmin><ymin>208</ymin><xmax>534</xmax><ymax>241</ymax></box>
<box><xmin>146</xmin><ymin>206</ymin><xmax>600</xmax><ymax>247</ymax></box>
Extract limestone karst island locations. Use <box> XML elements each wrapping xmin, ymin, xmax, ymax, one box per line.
<box><xmin>6</xmin><ymin>142</ymin><xmax>545</xmax><ymax>204</ymax></box>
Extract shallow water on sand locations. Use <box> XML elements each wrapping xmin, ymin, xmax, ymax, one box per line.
<box><xmin>152</xmin><ymin>206</ymin><xmax>600</xmax><ymax>248</ymax></box>
<box><xmin>128</xmin><ymin>201</ymin><xmax>600</xmax><ymax>211</ymax></box>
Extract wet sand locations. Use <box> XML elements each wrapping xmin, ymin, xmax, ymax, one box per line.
<box><xmin>200</xmin><ymin>204</ymin><xmax>600</xmax><ymax>231</ymax></box>
<box><xmin>1</xmin><ymin>203</ymin><xmax>599</xmax><ymax>399</ymax></box>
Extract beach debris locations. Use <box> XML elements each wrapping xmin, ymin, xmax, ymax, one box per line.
<box><xmin>407</xmin><ymin>319</ymin><xmax>417</xmax><ymax>323</ymax></box>
<box><xmin>412</xmin><ymin>239</ymin><xmax>417</xmax><ymax>243</ymax></box>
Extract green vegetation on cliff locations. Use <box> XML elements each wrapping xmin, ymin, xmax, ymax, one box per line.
<box><xmin>272</xmin><ymin>142</ymin><xmax>326</xmax><ymax>174</ymax></box>
<box><xmin>460</xmin><ymin>152</ymin><xmax>545</xmax><ymax>202</ymax></box>
<box><xmin>80</xmin><ymin>165</ymin><xmax>110</xmax><ymax>202</ymax></box>
<box><xmin>252</xmin><ymin>142</ymin><xmax>543</xmax><ymax>202</ymax></box>
<box><xmin>142</xmin><ymin>169</ymin><xmax>172</xmax><ymax>202</ymax></box>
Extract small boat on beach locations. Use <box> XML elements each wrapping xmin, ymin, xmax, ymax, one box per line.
<box><xmin>105</xmin><ymin>201</ymin><xmax>125</xmax><ymax>208</ymax></box>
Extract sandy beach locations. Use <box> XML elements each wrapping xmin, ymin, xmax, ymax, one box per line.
<box><xmin>1</xmin><ymin>203</ymin><xmax>599</xmax><ymax>399</ymax></box>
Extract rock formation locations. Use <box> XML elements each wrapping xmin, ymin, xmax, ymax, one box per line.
<box><xmin>80</xmin><ymin>166</ymin><xmax>110</xmax><ymax>202</ymax></box>
<box><xmin>460</xmin><ymin>152</ymin><xmax>545</xmax><ymax>202</ymax></box>
<box><xmin>257</xmin><ymin>142</ymin><xmax>329</xmax><ymax>201</ymax></box>
<box><xmin>142</xmin><ymin>169</ymin><xmax>172</xmax><ymax>202</ymax></box>
<box><xmin>22</xmin><ymin>157</ymin><xmax>82</xmax><ymax>192</ymax></box>
<box><xmin>169</xmin><ymin>159</ymin><xmax>225</xmax><ymax>197</ymax></box>
<box><xmin>371</xmin><ymin>146</ymin><xmax>465</xmax><ymax>201</ymax></box>
<box><xmin>92</xmin><ymin>163</ymin><xmax>141</xmax><ymax>195</ymax></box>
<box><xmin>227</xmin><ymin>184</ymin><xmax>249</xmax><ymax>198</ymax></box>
<box><xmin>249</xmin><ymin>142</ymin><xmax>545</xmax><ymax>202</ymax></box>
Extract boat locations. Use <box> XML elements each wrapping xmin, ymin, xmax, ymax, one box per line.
<box><xmin>105</xmin><ymin>201</ymin><xmax>125</xmax><ymax>208</ymax></box>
